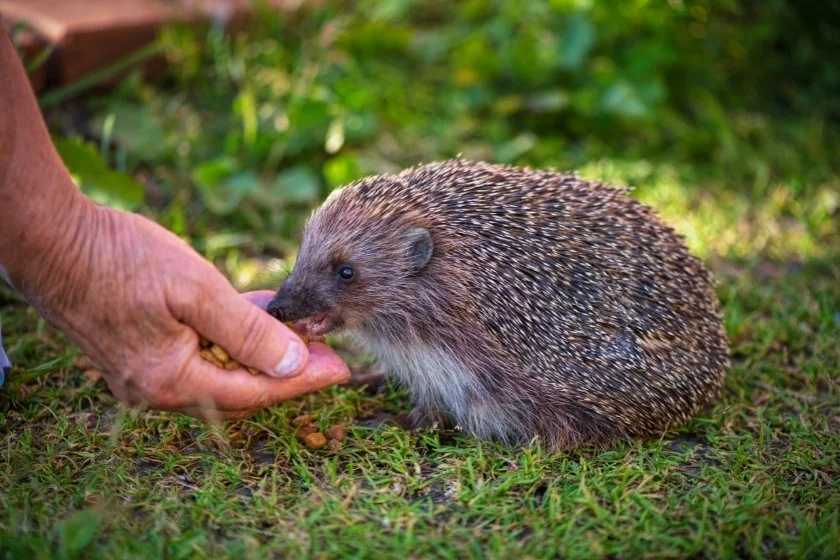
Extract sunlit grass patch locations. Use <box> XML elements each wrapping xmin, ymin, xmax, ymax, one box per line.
<box><xmin>3</xmin><ymin>0</ymin><xmax>839</xmax><ymax>556</ymax></box>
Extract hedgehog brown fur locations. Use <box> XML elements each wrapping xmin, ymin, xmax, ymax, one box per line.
<box><xmin>268</xmin><ymin>159</ymin><xmax>730</xmax><ymax>451</ymax></box>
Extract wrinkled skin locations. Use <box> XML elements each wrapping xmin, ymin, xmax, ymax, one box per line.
<box><xmin>3</xmin><ymin>200</ymin><xmax>350</xmax><ymax>420</ymax></box>
<box><xmin>0</xmin><ymin>28</ymin><xmax>349</xmax><ymax>419</ymax></box>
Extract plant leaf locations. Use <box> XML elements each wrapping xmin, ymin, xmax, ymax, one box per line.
<box><xmin>559</xmin><ymin>14</ymin><xmax>596</xmax><ymax>70</ymax></box>
<box><xmin>91</xmin><ymin>102</ymin><xmax>168</xmax><ymax>162</ymax></box>
<box><xmin>192</xmin><ymin>157</ymin><xmax>260</xmax><ymax>216</ymax></box>
<box><xmin>58</xmin><ymin>508</ymin><xmax>102</xmax><ymax>555</ymax></box>
<box><xmin>269</xmin><ymin>166</ymin><xmax>321</xmax><ymax>204</ymax></box>
<box><xmin>53</xmin><ymin>137</ymin><xmax>145</xmax><ymax>211</ymax></box>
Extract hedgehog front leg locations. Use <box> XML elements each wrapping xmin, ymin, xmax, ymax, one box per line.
<box><xmin>346</xmin><ymin>363</ymin><xmax>389</xmax><ymax>392</ymax></box>
<box><xmin>406</xmin><ymin>405</ymin><xmax>454</xmax><ymax>431</ymax></box>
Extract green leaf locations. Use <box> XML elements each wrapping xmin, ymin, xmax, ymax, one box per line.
<box><xmin>324</xmin><ymin>153</ymin><xmax>365</xmax><ymax>189</ymax></box>
<box><xmin>192</xmin><ymin>156</ymin><xmax>237</xmax><ymax>186</ymax></box>
<box><xmin>53</xmin><ymin>137</ymin><xmax>145</xmax><ymax>211</ymax></box>
<box><xmin>269</xmin><ymin>166</ymin><xmax>321</xmax><ymax>204</ymax></box>
<box><xmin>325</xmin><ymin>118</ymin><xmax>346</xmax><ymax>154</ymax></box>
<box><xmin>91</xmin><ymin>102</ymin><xmax>168</xmax><ymax>162</ymax></box>
<box><xmin>234</xmin><ymin>87</ymin><xmax>258</xmax><ymax>148</ymax></box>
<box><xmin>600</xmin><ymin>81</ymin><xmax>648</xmax><ymax>118</ymax></box>
<box><xmin>192</xmin><ymin>157</ymin><xmax>260</xmax><ymax>216</ymax></box>
<box><xmin>57</xmin><ymin>508</ymin><xmax>102</xmax><ymax>556</ymax></box>
<box><xmin>495</xmin><ymin>133</ymin><xmax>538</xmax><ymax>163</ymax></box>
<box><xmin>559</xmin><ymin>14</ymin><xmax>596</xmax><ymax>70</ymax></box>
<box><xmin>524</xmin><ymin>90</ymin><xmax>570</xmax><ymax>113</ymax></box>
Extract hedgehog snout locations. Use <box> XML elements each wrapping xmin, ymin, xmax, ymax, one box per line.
<box><xmin>267</xmin><ymin>277</ymin><xmax>327</xmax><ymax>323</ymax></box>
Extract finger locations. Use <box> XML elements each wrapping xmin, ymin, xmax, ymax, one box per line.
<box><xmin>243</xmin><ymin>290</ymin><xmax>276</xmax><ymax>310</ymax></box>
<box><xmin>172</xmin><ymin>272</ymin><xmax>308</xmax><ymax>379</ymax></box>
<box><xmin>180</xmin><ymin>408</ymin><xmax>252</xmax><ymax>421</ymax></box>
<box><xmin>180</xmin><ymin>342</ymin><xmax>350</xmax><ymax>413</ymax></box>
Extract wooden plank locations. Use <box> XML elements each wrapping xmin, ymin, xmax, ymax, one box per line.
<box><xmin>3</xmin><ymin>17</ymin><xmax>50</xmax><ymax>91</ymax></box>
<box><xmin>0</xmin><ymin>0</ymin><xmax>319</xmax><ymax>93</ymax></box>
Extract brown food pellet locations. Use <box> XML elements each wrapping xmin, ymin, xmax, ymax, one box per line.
<box><xmin>292</xmin><ymin>414</ymin><xmax>312</xmax><ymax>427</ymax></box>
<box><xmin>296</xmin><ymin>424</ymin><xmax>317</xmax><ymax>438</ymax></box>
<box><xmin>303</xmin><ymin>432</ymin><xmax>327</xmax><ymax>449</ymax></box>
<box><xmin>199</xmin><ymin>348</ymin><xmax>225</xmax><ymax>368</ymax></box>
<box><xmin>324</xmin><ymin>425</ymin><xmax>346</xmax><ymax>441</ymax></box>
<box><xmin>326</xmin><ymin>439</ymin><xmax>342</xmax><ymax>452</ymax></box>
<box><xmin>209</xmin><ymin>344</ymin><xmax>230</xmax><ymax>364</ymax></box>
<box><xmin>199</xmin><ymin>321</ymin><xmax>314</xmax><ymax>373</ymax></box>
<box><xmin>75</xmin><ymin>354</ymin><xmax>96</xmax><ymax>370</ymax></box>
<box><xmin>285</xmin><ymin>323</ymin><xmax>311</xmax><ymax>346</ymax></box>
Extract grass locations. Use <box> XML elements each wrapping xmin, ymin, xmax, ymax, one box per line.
<box><xmin>1</xmin><ymin>255</ymin><xmax>838</xmax><ymax>558</ymax></box>
<box><xmin>2</xmin><ymin>1</ymin><xmax>840</xmax><ymax>558</ymax></box>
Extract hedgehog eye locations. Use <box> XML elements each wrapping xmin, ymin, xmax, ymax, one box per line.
<box><xmin>336</xmin><ymin>264</ymin><xmax>355</xmax><ymax>283</ymax></box>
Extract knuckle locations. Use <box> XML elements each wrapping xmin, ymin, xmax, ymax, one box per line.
<box><xmin>136</xmin><ymin>373</ymin><xmax>183</xmax><ymax>410</ymax></box>
<box><xmin>110</xmin><ymin>385</ymin><xmax>143</xmax><ymax>408</ymax></box>
<box><xmin>152</xmin><ymin>390</ymin><xmax>182</xmax><ymax>411</ymax></box>
<box><xmin>232</xmin><ymin>305</ymin><xmax>276</xmax><ymax>361</ymax></box>
<box><xmin>166</xmin><ymin>271</ymin><xmax>205</xmax><ymax>316</ymax></box>
<box><xmin>165</xmin><ymin>263</ymin><xmax>220</xmax><ymax>320</ymax></box>
<box><xmin>251</xmin><ymin>389</ymin><xmax>278</xmax><ymax>410</ymax></box>
<box><xmin>226</xmin><ymin>410</ymin><xmax>253</xmax><ymax>421</ymax></box>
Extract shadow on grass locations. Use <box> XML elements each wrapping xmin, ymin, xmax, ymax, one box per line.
<box><xmin>0</xmin><ymin>249</ymin><xmax>837</xmax><ymax>557</ymax></box>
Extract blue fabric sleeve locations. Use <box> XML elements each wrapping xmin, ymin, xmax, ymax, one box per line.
<box><xmin>0</xmin><ymin>316</ymin><xmax>10</xmax><ymax>387</ymax></box>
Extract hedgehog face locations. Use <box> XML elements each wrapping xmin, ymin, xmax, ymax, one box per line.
<box><xmin>267</xmin><ymin>212</ymin><xmax>434</xmax><ymax>338</ymax></box>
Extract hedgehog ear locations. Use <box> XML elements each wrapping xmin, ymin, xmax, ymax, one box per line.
<box><xmin>405</xmin><ymin>227</ymin><xmax>433</xmax><ymax>271</ymax></box>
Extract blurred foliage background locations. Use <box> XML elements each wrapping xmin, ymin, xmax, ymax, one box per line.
<box><xmin>3</xmin><ymin>4</ymin><xmax>838</xmax><ymax>555</ymax></box>
<box><xmin>44</xmin><ymin>0</ymin><xmax>839</xmax><ymax>286</ymax></box>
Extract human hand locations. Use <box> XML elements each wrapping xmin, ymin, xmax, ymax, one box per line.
<box><xmin>0</xmin><ymin>27</ymin><xmax>350</xmax><ymax>417</ymax></box>
<box><xmin>13</xmin><ymin>203</ymin><xmax>350</xmax><ymax>420</ymax></box>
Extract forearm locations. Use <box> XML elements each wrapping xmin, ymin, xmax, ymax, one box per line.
<box><xmin>0</xmin><ymin>26</ymin><xmax>96</xmax><ymax>300</ymax></box>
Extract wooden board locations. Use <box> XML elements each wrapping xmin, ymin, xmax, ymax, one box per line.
<box><xmin>0</xmin><ymin>0</ymin><xmax>317</xmax><ymax>93</ymax></box>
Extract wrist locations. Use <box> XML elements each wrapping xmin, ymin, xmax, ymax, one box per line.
<box><xmin>0</xmin><ymin>171</ymin><xmax>99</xmax><ymax>308</ymax></box>
<box><xmin>0</xmin><ymin>25</ymin><xmax>101</xmax><ymax>308</ymax></box>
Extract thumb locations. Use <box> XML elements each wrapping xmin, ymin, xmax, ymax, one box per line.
<box><xmin>172</xmin><ymin>276</ymin><xmax>309</xmax><ymax>379</ymax></box>
<box><xmin>242</xmin><ymin>290</ymin><xmax>277</xmax><ymax>310</ymax></box>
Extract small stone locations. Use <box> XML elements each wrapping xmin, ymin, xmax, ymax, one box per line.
<box><xmin>209</xmin><ymin>344</ymin><xmax>230</xmax><ymax>364</ymax></box>
<box><xmin>303</xmin><ymin>432</ymin><xmax>327</xmax><ymax>449</ymax></box>
<box><xmin>326</xmin><ymin>439</ymin><xmax>341</xmax><ymax>452</ymax></box>
<box><xmin>324</xmin><ymin>425</ymin><xmax>345</xmax><ymax>441</ymax></box>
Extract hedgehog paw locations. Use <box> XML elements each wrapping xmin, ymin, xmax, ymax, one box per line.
<box><xmin>405</xmin><ymin>406</ymin><xmax>453</xmax><ymax>431</ymax></box>
<box><xmin>346</xmin><ymin>364</ymin><xmax>388</xmax><ymax>393</ymax></box>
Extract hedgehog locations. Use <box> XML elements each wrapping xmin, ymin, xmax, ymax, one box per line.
<box><xmin>267</xmin><ymin>159</ymin><xmax>729</xmax><ymax>451</ymax></box>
